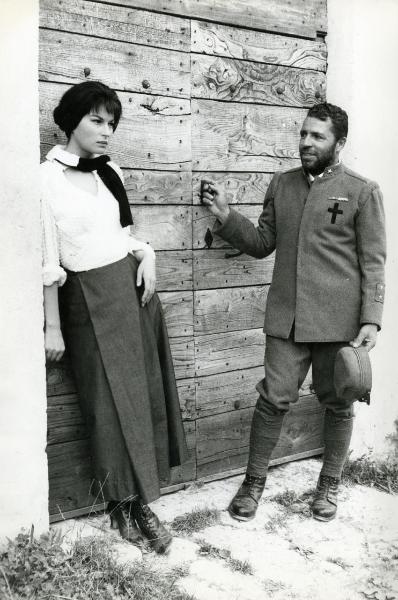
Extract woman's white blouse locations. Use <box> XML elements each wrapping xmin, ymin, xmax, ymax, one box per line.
<box><xmin>41</xmin><ymin>146</ymin><xmax>155</xmax><ymax>287</ymax></box>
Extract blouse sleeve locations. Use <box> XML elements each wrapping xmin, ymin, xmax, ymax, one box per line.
<box><xmin>40</xmin><ymin>170</ymin><xmax>67</xmax><ymax>287</ymax></box>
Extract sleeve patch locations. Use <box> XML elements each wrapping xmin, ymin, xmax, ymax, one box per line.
<box><xmin>375</xmin><ymin>283</ymin><xmax>385</xmax><ymax>303</ymax></box>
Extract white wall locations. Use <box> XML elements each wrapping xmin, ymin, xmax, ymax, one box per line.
<box><xmin>328</xmin><ymin>0</ymin><xmax>398</xmax><ymax>456</ymax></box>
<box><xmin>0</xmin><ymin>0</ymin><xmax>49</xmax><ymax>541</ymax></box>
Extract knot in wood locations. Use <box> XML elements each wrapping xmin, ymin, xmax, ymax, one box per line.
<box><xmin>234</xmin><ymin>400</ymin><xmax>241</xmax><ymax>410</ymax></box>
<box><xmin>142</xmin><ymin>79</ymin><xmax>151</xmax><ymax>89</ymax></box>
<box><xmin>83</xmin><ymin>67</ymin><xmax>91</xmax><ymax>77</ymax></box>
<box><xmin>276</xmin><ymin>85</ymin><xmax>284</xmax><ymax>95</ymax></box>
<box><xmin>315</xmin><ymin>90</ymin><xmax>321</xmax><ymax>99</ymax></box>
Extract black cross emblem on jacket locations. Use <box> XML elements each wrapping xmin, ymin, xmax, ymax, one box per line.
<box><xmin>328</xmin><ymin>202</ymin><xmax>343</xmax><ymax>224</ymax></box>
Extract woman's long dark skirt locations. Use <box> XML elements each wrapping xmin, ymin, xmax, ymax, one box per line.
<box><xmin>59</xmin><ymin>254</ymin><xmax>188</xmax><ymax>504</ymax></box>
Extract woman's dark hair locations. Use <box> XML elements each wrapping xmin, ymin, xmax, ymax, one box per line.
<box><xmin>307</xmin><ymin>102</ymin><xmax>348</xmax><ymax>141</ymax></box>
<box><xmin>53</xmin><ymin>81</ymin><xmax>122</xmax><ymax>138</ymax></box>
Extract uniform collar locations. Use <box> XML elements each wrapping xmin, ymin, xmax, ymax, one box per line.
<box><xmin>305</xmin><ymin>161</ymin><xmax>344</xmax><ymax>184</ymax></box>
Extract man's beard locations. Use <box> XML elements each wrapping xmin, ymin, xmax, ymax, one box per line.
<box><xmin>300</xmin><ymin>145</ymin><xmax>337</xmax><ymax>176</ymax></box>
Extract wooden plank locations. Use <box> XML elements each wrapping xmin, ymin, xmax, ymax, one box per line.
<box><xmin>193</xmin><ymin>205</ymin><xmax>260</xmax><ymax>250</ymax></box>
<box><xmin>92</xmin><ymin>0</ymin><xmax>327</xmax><ymax>39</ymax></box>
<box><xmin>192</xmin><ymin>55</ymin><xmax>325</xmax><ymax>107</ymax></box>
<box><xmin>47</xmin><ymin>439</ymin><xmax>94</xmax><ymax>515</ymax></box>
<box><xmin>194</xmin><ymin>249</ymin><xmax>274</xmax><ymax>289</ymax></box>
<box><xmin>195</xmin><ymin>328</ymin><xmax>265</xmax><ymax>377</ymax></box>
<box><xmin>191</xmin><ymin>20</ymin><xmax>327</xmax><ymax>72</ymax></box>
<box><xmin>196</xmin><ymin>395</ymin><xmax>325</xmax><ymax>477</ymax></box>
<box><xmin>40</xmin><ymin>82</ymin><xmax>191</xmax><ymax>170</ymax></box>
<box><xmin>156</xmin><ymin>250</ymin><xmax>192</xmax><ymax>291</ymax></box>
<box><xmin>193</xmin><ymin>172</ymin><xmax>273</xmax><ymax>206</ymax></box>
<box><xmin>47</xmin><ymin>359</ymin><xmax>76</xmax><ymax>397</ymax></box>
<box><xmin>158</xmin><ymin>291</ymin><xmax>193</xmax><ymax>337</ymax></box>
<box><xmin>40</xmin><ymin>0</ymin><xmax>190</xmax><ymax>52</ymax></box>
<box><xmin>194</xmin><ymin>285</ymin><xmax>268</xmax><ymax>334</ymax></box>
<box><xmin>131</xmin><ymin>205</ymin><xmax>192</xmax><ymax>250</ymax></box>
<box><xmin>192</xmin><ymin>99</ymin><xmax>303</xmax><ymax>172</ymax></box>
<box><xmin>39</xmin><ymin>29</ymin><xmax>190</xmax><ymax>98</ymax></box>
<box><xmin>124</xmin><ymin>170</ymin><xmax>192</xmax><ymax>204</ymax></box>
<box><xmin>170</xmin><ymin>336</ymin><xmax>195</xmax><ymax>379</ymax></box>
<box><xmin>196</xmin><ymin>366</ymin><xmax>313</xmax><ymax>418</ymax></box>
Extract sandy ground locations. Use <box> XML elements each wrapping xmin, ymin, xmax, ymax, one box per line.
<box><xmin>53</xmin><ymin>459</ymin><xmax>398</xmax><ymax>600</ymax></box>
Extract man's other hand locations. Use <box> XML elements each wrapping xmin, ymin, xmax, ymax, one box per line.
<box><xmin>350</xmin><ymin>323</ymin><xmax>378</xmax><ymax>351</ymax></box>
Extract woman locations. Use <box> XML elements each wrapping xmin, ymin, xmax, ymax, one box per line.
<box><xmin>41</xmin><ymin>81</ymin><xmax>188</xmax><ymax>553</ymax></box>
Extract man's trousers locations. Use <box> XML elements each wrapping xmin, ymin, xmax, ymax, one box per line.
<box><xmin>247</xmin><ymin>334</ymin><xmax>355</xmax><ymax>479</ymax></box>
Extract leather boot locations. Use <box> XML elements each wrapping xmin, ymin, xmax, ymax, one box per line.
<box><xmin>108</xmin><ymin>500</ymin><xmax>144</xmax><ymax>545</ymax></box>
<box><xmin>130</xmin><ymin>498</ymin><xmax>172</xmax><ymax>554</ymax></box>
<box><xmin>311</xmin><ymin>475</ymin><xmax>340</xmax><ymax>521</ymax></box>
<box><xmin>228</xmin><ymin>474</ymin><xmax>266</xmax><ymax>521</ymax></box>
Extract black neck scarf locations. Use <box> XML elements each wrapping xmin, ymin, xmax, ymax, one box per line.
<box><xmin>76</xmin><ymin>155</ymin><xmax>133</xmax><ymax>227</ymax></box>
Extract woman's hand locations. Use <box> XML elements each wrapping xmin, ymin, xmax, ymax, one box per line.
<box><xmin>45</xmin><ymin>324</ymin><xmax>65</xmax><ymax>362</ymax></box>
<box><xmin>136</xmin><ymin>250</ymin><xmax>156</xmax><ymax>307</ymax></box>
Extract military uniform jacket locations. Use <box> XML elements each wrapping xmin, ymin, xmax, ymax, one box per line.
<box><xmin>214</xmin><ymin>163</ymin><xmax>386</xmax><ymax>342</ymax></box>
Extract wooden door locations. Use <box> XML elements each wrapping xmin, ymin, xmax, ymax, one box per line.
<box><xmin>40</xmin><ymin>0</ymin><xmax>327</xmax><ymax>521</ymax></box>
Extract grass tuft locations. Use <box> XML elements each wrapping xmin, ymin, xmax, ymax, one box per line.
<box><xmin>0</xmin><ymin>530</ymin><xmax>194</xmax><ymax>600</ymax></box>
<box><xmin>198</xmin><ymin>540</ymin><xmax>254</xmax><ymax>575</ymax></box>
<box><xmin>171</xmin><ymin>507</ymin><xmax>221</xmax><ymax>535</ymax></box>
<box><xmin>342</xmin><ymin>455</ymin><xmax>398</xmax><ymax>494</ymax></box>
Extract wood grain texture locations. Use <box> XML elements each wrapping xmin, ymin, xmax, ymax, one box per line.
<box><xmin>40</xmin><ymin>0</ymin><xmax>190</xmax><ymax>52</ymax></box>
<box><xmin>193</xmin><ymin>172</ymin><xmax>273</xmax><ymax>205</ymax></box>
<box><xmin>170</xmin><ymin>336</ymin><xmax>195</xmax><ymax>379</ymax></box>
<box><xmin>40</xmin><ymin>82</ymin><xmax>191</xmax><ymax>170</ymax></box>
<box><xmin>124</xmin><ymin>170</ymin><xmax>192</xmax><ymax>204</ymax></box>
<box><xmin>193</xmin><ymin>204</ymin><xmax>261</xmax><ymax>249</ymax></box>
<box><xmin>131</xmin><ymin>205</ymin><xmax>192</xmax><ymax>250</ymax></box>
<box><xmin>192</xmin><ymin>99</ymin><xmax>304</xmax><ymax>172</ymax></box>
<box><xmin>47</xmin><ymin>439</ymin><xmax>94</xmax><ymax>515</ymax></box>
<box><xmin>195</xmin><ymin>328</ymin><xmax>265</xmax><ymax>377</ymax></box>
<box><xmin>192</xmin><ymin>55</ymin><xmax>325</xmax><ymax>107</ymax></box>
<box><xmin>196</xmin><ymin>395</ymin><xmax>324</xmax><ymax>477</ymax></box>
<box><xmin>156</xmin><ymin>250</ymin><xmax>193</xmax><ymax>291</ymax></box>
<box><xmin>196</xmin><ymin>366</ymin><xmax>314</xmax><ymax>418</ymax></box>
<box><xmin>158</xmin><ymin>290</ymin><xmax>193</xmax><ymax>337</ymax></box>
<box><xmin>193</xmin><ymin>250</ymin><xmax>274</xmax><ymax>289</ymax></box>
<box><xmin>92</xmin><ymin>0</ymin><xmax>327</xmax><ymax>38</ymax></box>
<box><xmin>191</xmin><ymin>20</ymin><xmax>327</xmax><ymax>71</ymax></box>
<box><xmin>194</xmin><ymin>285</ymin><xmax>268</xmax><ymax>334</ymax></box>
<box><xmin>40</xmin><ymin>29</ymin><xmax>190</xmax><ymax>98</ymax></box>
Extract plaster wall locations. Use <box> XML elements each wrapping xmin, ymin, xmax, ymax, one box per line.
<box><xmin>0</xmin><ymin>0</ymin><xmax>49</xmax><ymax>540</ymax></box>
<box><xmin>327</xmin><ymin>0</ymin><xmax>398</xmax><ymax>456</ymax></box>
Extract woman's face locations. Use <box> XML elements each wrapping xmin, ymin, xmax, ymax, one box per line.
<box><xmin>67</xmin><ymin>105</ymin><xmax>116</xmax><ymax>158</ymax></box>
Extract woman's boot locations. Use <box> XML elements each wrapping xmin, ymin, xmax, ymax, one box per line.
<box><xmin>130</xmin><ymin>498</ymin><xmax>172</xmax><ymax>554</ymax></box>
<box><xmin>108</xmin><ymin>500</ymin><xmax>144</xmax><ymax>545</ymax></box>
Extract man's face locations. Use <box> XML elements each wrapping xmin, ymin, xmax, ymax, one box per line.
<box><xmin>299</xmin><ymin>116</ymin><xmax>345</xmax><ymax>176</ymax></box>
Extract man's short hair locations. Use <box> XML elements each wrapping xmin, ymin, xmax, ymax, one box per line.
<box><xmin>307</xmin><ymin>103</ymin><xmax>348</xmax><ymax>141</ymax></box>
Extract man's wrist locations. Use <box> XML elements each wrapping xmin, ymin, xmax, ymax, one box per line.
<box><xmin>217</xmin><ymin>207</ymin><xmax>231</xmax><ymax>224</ymax></box>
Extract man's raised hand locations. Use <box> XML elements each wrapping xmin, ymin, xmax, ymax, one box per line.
<box><xmin>201</xmin><ymin>180</ymin><xmax>230</xmax><ymax>223</ymax></box>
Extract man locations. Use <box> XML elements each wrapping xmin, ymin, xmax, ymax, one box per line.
<box><xmin>202</xmin><ymin>103</ymin><xmax>386</xmax><ymax>522</ymax></box>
